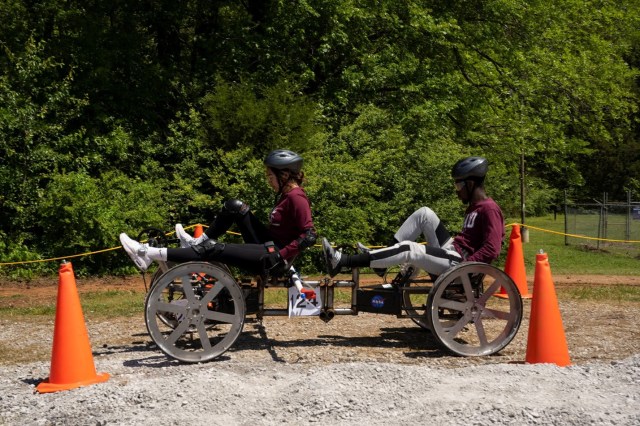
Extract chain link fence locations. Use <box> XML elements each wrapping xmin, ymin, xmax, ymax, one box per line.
<box><xmin>564</xmin><ymin>191</ymin><xmax>640</xmax><ymax>256</ymax></box>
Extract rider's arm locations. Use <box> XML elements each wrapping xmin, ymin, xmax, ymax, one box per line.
<box><xmin>278</xmin><ymin>193</ymin><xmax>316</xmax><ymax>261</ymax></box>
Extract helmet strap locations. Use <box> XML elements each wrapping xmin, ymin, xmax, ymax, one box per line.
<box><xmin>273</xmin><ymin>169</ymin><xmax>293</xmax><ymax>195</ymax></box>
<box><xmin>461</xmin><ymin>180</ymin><xmax>476</xmax><ymax>204</ymax></box>
<box><xmin>465</xmin><ymin>179</ymin><xmax>488</xmax><ymax>203</ymax></box>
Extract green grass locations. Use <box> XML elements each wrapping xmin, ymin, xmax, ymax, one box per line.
<box><xmin>79</xmin><ymin>289</ymin><xmax>147</xmax><ymax>316</ymax></box>
<box><xmin>506</xmin><ymin>214</ymin><xmax>640</xmax><ymax>275</ymax></box>
<box><xmin>0</xmin><ymin>289</ymin><xmax>146</xmax><ymax>319</ymax></box>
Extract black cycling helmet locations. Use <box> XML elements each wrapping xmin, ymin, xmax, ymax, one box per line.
<box><xmin>264</xmin><ymin>149</ymin><xmax>303</xmax><ymax>174</ymax></box>
<box><xmin>451</xmin><ymin>156</ymin><xmax>488</xmax><ymax>180</ymax></box>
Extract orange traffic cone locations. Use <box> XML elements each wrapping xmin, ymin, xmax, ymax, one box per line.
<box><xmin>37</xmin><ymin>261</ymin><xmax>110</xmax><ymax>393</ymax></box>
<box><xmin>525</xmin><ymin>251</ymin><xmax>571</xmax><ymax>366</ymax></box>
<box><xmin>193</xmin><ymin>224</ymin><xmax>204</xmax><ymax>238</ymax></box>
<box><xmin>497</xmin><ymin>224</ymin><xmax>531</xmax><ymax>299</ymax></box>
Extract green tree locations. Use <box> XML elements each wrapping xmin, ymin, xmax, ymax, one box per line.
<box><xmin>0</xmin><ymin>37</ymin><xmax>87</xmax><ymax>243</ymax></box>
<box><xmin>38</xmin><ymin>171</ymin><xmax>170</xmax><ymax>273</ymax></box>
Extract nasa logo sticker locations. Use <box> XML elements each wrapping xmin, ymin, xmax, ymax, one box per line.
<box><xmin>371</xmin><ymin>295</ymin><xmax>385</xmax><ymax>308</ymax></box>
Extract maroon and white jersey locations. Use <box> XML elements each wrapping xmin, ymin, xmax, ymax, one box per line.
<box><xmin>269</xmin><ymin>186</ymin><xmax>314</xmax><ymax>260</ymax></box>
<box><xmin>452</xmin><ymin>198</ymin><xmax>504</xmax><ymax>264</ymax></box>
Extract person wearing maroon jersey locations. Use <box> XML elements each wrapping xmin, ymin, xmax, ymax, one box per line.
<box><xmin>322</xmin><ymin>156</ymin><xmax>504</xmax><ymax>278</ymax></box>
<box><xmin>120</xmin><ymin>149</ymin><xmax>317</xmax><ymax>276</ymax></box>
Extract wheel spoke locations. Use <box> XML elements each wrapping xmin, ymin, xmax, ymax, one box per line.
<box><xmin>154</xmin><ymin>301</ymin><xmax>187</xmax><ymax>315</ymax></box>
<box><xmin>461</xmin><ymin>273</ymin><xmax>474</xmax><ymax>299</ymax></box>
<box><xmin>196</xmin><ymin>320</ymin><xmax>212</xmax><ymax>351</ymax></box>
<box><xmin>442</xmin><ymin>315</ymin><xmax>469</xmax><ymax>337</ymax></box>
<box><xmin>166</xmin><ymin>317</ymin><xmax>193</xmax><ymax>345</ymax></box>
<box><xmin>482</xmin><ymin>306</ymin><xmax>512</xmax><ymax>321</ymax></box>
<box><xmin>438</xmin><ymin>299</ymin><xmax>467</xmax><ymax>312</ymax></box>
<box><xmin>473</xmin><ymin>317</ymin><xmax>489</xmax><ymax>347</ymax></box>
<box><xmin>199</xmin><ymin>281</ymin><xmax>224</xmax><ymax>305</ymax></box>
<box><xmin>180</xmin><ymin>274</ymin><xmax>198</xmax><ymax>302</ymax></box>
<box><xmin>203</xmin><ymin>310</ymin><xmax>238</xmax><ymax>324</ymax></box>
<box><xmin>477</xmin><ymin>278</ymin><xmax>504</xmax><ymax>304</ymax></box>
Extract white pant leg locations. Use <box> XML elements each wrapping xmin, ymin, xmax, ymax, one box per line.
<box><xmin>369</xmin><ymin>241</ymin><xmax>461</xmax><ymax>276</ymax></box>
<box><xmin>394</xmin><ymin>207</ymin><xmax>452</xmax><ymax>248</ymax></box>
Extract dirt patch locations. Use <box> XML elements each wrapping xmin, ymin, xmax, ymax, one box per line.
<box><xmin>550</xmin><ymin>274</ymin><xmax>640</xmax><ymax>286</ymax></box>
<box><xmin>1</xmin><ymin>273</ymin><xmax>639</xmax><ymax>367</ymax></box>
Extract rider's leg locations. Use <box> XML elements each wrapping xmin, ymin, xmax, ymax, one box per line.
<box><xmin>368</xmin><ymin>241</ymin><xmax>462</xmax><ymax>277</ymax></box>
<box><xmin>166</xmin><ymin>242</ymin><xmax>268</xmax><ymax>274</ymax></box>
<box><xmin>234</xmin><ymin>211</ymin><xmax>271</xmax><ymax>244</ymax></box>
<box><xmin>121</xmin><ymin>231</ymin><xmax>272</xmax><ymax>275</ymax></box>
<box><xmin>205</xmin><ymin>199</ymin><xmax>270</xmax><ymax>244</ymax></box>
<box><xmin>356</xmin><ymin>207</ymin><xmax>450</xmax><ymax>277</ymax></box>
<box><xmin>323</xmin><ymin>237</ymin><xmax>461</xmax><ymax>278</ymax></box>
<box><xmin>393</xmin><ymin>207</ymin><xmax>452</xmax><ymax>248</ymax></box>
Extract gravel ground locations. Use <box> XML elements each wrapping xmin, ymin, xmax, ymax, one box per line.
<box><xmin>1</xmin><ymin>351</ymin><xmax>639</xmax><ymax>425</ymax></box>
<box><xmin>1</xmin><ymin>273</ymin><xmax>639</xmax><ymax>425</ymax></box>
<box><xmin>1</xmin><ymin>305</ymin><xmax>639</xmax><ymax>425</ymax></box>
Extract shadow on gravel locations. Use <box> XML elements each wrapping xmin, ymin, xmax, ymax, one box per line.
<box><xmin>92</xmin><ymin>342</ymin><xmax>179</xmax><ymax>369</ymax></box>
<box><xmin>92</xmin><ymin>342</ymin><xmax>153</xmax><ymax>358</ymax></box>
<box><xmin>21</xmin><ymin>377</ymin><xmax>40</xmax><ymax>386</ymax></box>
<box><xmin>121</xmin><ymin>355</ymin><xmax>231</xmax><ymax>368</ymax></box>
<box><xmin>228</xmin><ymin>323</ymin><xmax>450</xmax><ymax>362</ymax></box>
<box><xmin>86</xmin><ymin>322</ymin><xmax>452</xmax><ymax>367</ymax></box>
<box><xmin>104</xmin><ymin>343</ymin><xmax>235</xmax><ymax>368</ymax></box>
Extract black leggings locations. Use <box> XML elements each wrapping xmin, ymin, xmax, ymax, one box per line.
<box><xmin>206</xmin><ymin>211</ymin><xmax>270</xmax><ymax>244</ymax></box>
<box><xmin>166</xmin><ymin>243</ymin><xmax>268</xmax><ymax>275</ymax></box>
<box><xmin>167</xmin><ymin>209</ymin><xmax>276</xmax><ymax>274</ymax></box>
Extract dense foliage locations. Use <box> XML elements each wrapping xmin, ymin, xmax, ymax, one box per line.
<box><xmin>1</xmin><ymin>0</ymin><xmax>638</xmax><ymax>276</ymax></box>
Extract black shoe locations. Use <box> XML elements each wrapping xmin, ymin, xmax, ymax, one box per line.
<box><xmin>322</xmin><ymin>238</ymin><xmax>342</xmax><ymax>278</ymax></box>
<box><xmin>356</xmin><ymin>242</ymin><xmax>387</xmax><ymax>277</ymax></box>
<box><xmin>391</xmin><ymin>265</ymin><xmax>415</xmax><ymax>285</ymax></box>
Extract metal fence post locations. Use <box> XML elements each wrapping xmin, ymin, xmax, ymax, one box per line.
<box><xmin>564</xmin><ymin>190</ymin><xmax>568</xmax><ymax>246</ymax></box>
<box><xmin>627</xmin><ymin>190</ymin><xmax>631</xmax><ymax>241</ymax></box>
<box><xmin>597</xmin><ymin>195</ymin><xmax>603</xmax><ymax>250</ymax></box>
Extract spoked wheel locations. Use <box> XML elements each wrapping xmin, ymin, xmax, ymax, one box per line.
<box><xmin>147</xmin><ymin>262</ymin><xmax>176</xmax><ymax>328</ymax></box>
<box><xmin>426</xmin><ymin>262</ymin><xmax>523</xmax><ymax>356</ymax></box>
<box><xmin>399</xmin><ymin>267</ymin><xmax>433</xmax><ymax>330</ymax></box>
<box><xmin>144</xmin><ymin>261</ymin><xmax>245</xmax><ymax>363</ymax></box>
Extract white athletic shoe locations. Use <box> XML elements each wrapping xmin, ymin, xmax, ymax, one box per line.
<box><xmin>322</xmin><ymin>238</ymin><xmax>342</xmax><ymax>277</ymax></box>
<box><xmin>175</xmin><ymin>223</ymin><xmax>195</xmax><ymax>248</ymax></box>
<box><xmin>119</xmin><ymin>233</ymin><xmax>153</xmax><ymax>272</ymax></box>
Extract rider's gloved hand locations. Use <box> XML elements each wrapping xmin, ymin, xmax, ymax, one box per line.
<box><xmin>261</xmin><ymin>242</ymin><xmax>287</xmax><ymax>276</ymax></box>
<box><xmin>262</xmin><ymin>250</ymin><xmax>283</xmax><ymax>268</ymax></box>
